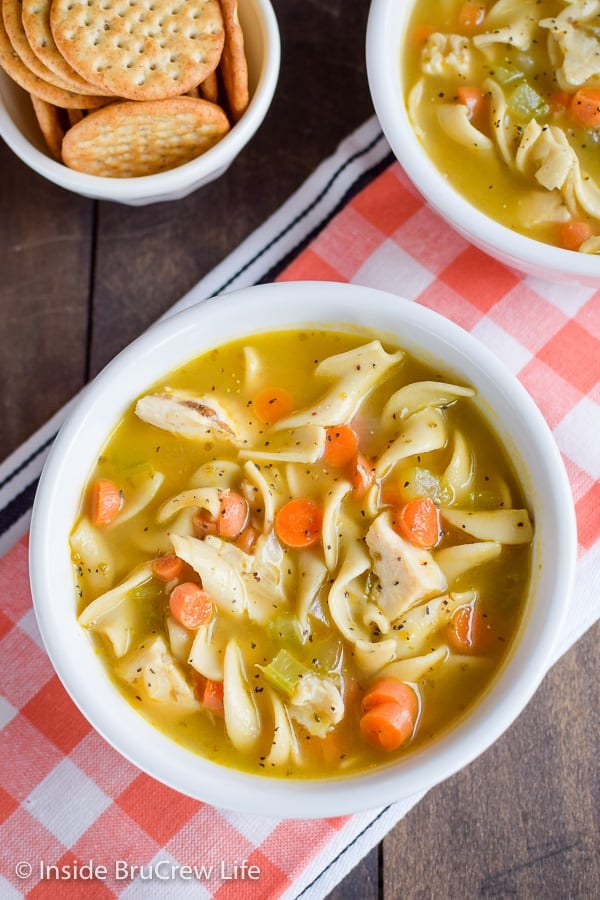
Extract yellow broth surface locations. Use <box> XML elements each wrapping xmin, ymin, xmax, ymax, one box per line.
<box><xmin>71</xmin><ymin>328</ymin><xmax>532</xmax><ymax>778</ymax></box>
<box><xmin>403</xmin><ymin>1</ymin><xmax>600</xmax><ymax>251</ymax></box>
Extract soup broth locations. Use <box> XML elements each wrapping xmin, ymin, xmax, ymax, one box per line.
<box><xmin>404</xmin><ymin>0</ymin><xmax>600</xmax><ymax>252</ymax></box>
<box><xmin>71</xmin><ymin>328</ymin><xmax>532</xmax><ymax>778</ymax></box>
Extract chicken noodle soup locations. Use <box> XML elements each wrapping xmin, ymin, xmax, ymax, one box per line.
<box><xmin>71</xmin><ymin>329</ymin><xmax>533</xmax><ymax>777</ymax></box>
<box><xmin>404</xmin><ymin>0</ymin><xmax>600</xmax><ymax>252</ymax></box>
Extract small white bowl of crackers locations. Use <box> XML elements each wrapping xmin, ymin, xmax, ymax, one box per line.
<box><xmin>0</xmin><ymin>0</ymin><xmax>280</xmax><ymax>204</ymax></box>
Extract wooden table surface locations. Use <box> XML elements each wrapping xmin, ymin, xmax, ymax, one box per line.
<box><xmin>0</xmin><ymin>2</ymin><xmax>597</xmax><ymax>897</ymax></box>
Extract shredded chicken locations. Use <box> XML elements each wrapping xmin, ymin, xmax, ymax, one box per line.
<box><xmin>135</xmin><ymin>390</ymin><xmax>239</xmax><ymax>441</ymax></box>
<box><xmin>422</xmin><ymin>32</ymin><xmax>472</xmax><ymax>79</ymax></box>
<box><xmin>540</xmin><ymin>9</ymin><xmax>600</xmax><ymax>89</ymax></box>
<box><xmin>366</xmin><ymin>512</ymin><xmax>447</xmax><ymax>621</ymax></box>
<box><xmin>289</xmin><ymin>674</ymin><xmax>344</xmax><ymax>738</ymax></box>
<box><xmin>116</xmin><ymin>636</ymin><xmax>200</xmax><ymax>714</ymax></box>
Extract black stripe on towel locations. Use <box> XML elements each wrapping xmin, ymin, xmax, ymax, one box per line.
<box><xmin>0</xmin><ymin>479</ymin><xmax>39</xmax><ymax>536</ymax></box>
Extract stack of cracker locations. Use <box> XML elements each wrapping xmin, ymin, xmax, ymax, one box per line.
<box><xmin>0</xmin><ymin>0</ymin><xmax>249</xmax><ymax>177</ymax></box>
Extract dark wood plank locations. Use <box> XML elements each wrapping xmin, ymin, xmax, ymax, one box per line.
<box><xmin>381</xmin><ymin>622</ymin><xmax>599</xmax><ymax>899</ymax></box>
<box><xmin>0</xmin><ymin>143</ymin><xmax>93</xmax><ymax>460</ymax></box>
<box><xmin>326</xmin><ymin>846</ymin><xmax>380</xmax><ymax>900</ymax></box>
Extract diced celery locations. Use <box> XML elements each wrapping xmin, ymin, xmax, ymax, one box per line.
<box><xmin>259</xmin><ymin>649</ymin><xmax>310</xmax><ymax>699</ymax></box>
<box><xmin>492</xmin><ymin>65</ymin><xmax>525</xmax><ymax>86</ymax></box>
<box><xmin>131</xmin><ymin>579</ymin><xmax>163</xmax><ymax>605</ymax></box>
<box><xmin>508</xmin><ymin>83</ymin><xmax>549</xmax><ymax>121</ymax></box>
<box><xmin>129</xmin><ymin>580</ymin><xmax>164</xmax><ymax>632</ymax></box>
<box><xmin>307</xmin><ymin>636</ymin><xmax>342</xmax><ymax>675</ymax></box>
<box><xmin>267</xmin><ymin>613</ymin><xmax>305</xmax><ymax>648</ymax></box>
<box><xmin>124</xmin><ymin>461</ymin><xmax>156</xmax><ymax>482</ymax></box>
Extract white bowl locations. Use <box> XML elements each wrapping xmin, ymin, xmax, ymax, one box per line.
<box><xmin>366</xmin><ymin>0</ymin><xmax>600</xmax><ymax>287</ymax></box>
<box><xmin>0</xmin><ymin>0</ymin><xmax>280</xmax><ymax>205</ymax></box>
<box><xmin>29</xmin><ymin>281</ymin><xmax>576</xmax><ymax>818</ymax></box>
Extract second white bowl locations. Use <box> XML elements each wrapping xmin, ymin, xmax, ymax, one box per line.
<box><xmin>366</xmin><ymin>0</ymin><xmax>600</xmax><ymax>286</ymax></box>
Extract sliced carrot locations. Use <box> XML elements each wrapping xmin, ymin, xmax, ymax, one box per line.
<box><xmin>457</xmin><ymin>0</ymin><xmax>487</xmax><ymax>32</ymax></box>
<box><xmin>275</xmin><ymin>497</ymin><xmax>322</xmax><ymax>548</ymax></box>
<box><xmin>447</xmin><ymin>606</ymin><xmax>472</xmax><ymax>651</ymax></box>
<box><xmin>235</xmin><ymin>524</ymin><xmax>259</xmax><ymax>554</ymax></box>
<box><xmin>253</xmin><ymin>386</ymin><xmax>294</xmax><ymax>425</ymax></box>
<box><xmin>192</xmin><ymin>510</ymin><xmax>218</xmax><ymax>537</ymax></box>
<box><xmin>152</xmin><ymin>552</ymin><xmax>184</xmax><ymax>582</ymax></box>
<box><xmin>558</xmin><ymin>220</ymin><xmax>593</xmax><ymax>252</ymax></box>
<box><xmin>549</xmin><ymin>91</ymin><xmax>571</xmax><ymax>113</ymax></box>
<box><xmin>413</xmin><ymin>24</ymin><xmax>435</xmax><ymax>44</ymax></box>
<box><xmin>362</xmin><ymin>678</ymin><xmax>418</xmax><ymax>719</ymax></box>
<box><xmin>446</xmin><ymin>604</ymin><xmax>487</xmax><ymax>653</ymax></box>
<box><xmin>193</xmin><ymin>671</ymin><xmax>206</xmax><ymax>702</ymax></box>
<box><xmin>393</xmin><ymin>497</ymin><xmax>440</xmax><ymax>548</ymax></box>
<box><xmin>192</xmin><ymin>491</ymin><xmax>247</xmax><ymax>540</ymax></box>
<box><xmin>351</xmin><ymin>452</ymin><xmax>375</xmax><ymax>497</ymax></box>
<box><xmin>360</xmin><ymin>701</ymin><xmax>415</xmax><ymax>752</ymax></box>
<box><xmin>570</xmin><ymin>88</ymin><xmax>600</xmax><ymax>128</ymax></box>
<box><xmin>192</xmin><ymin>672</ymin><xmax>223</xmax><ymax>713</ymax></box>
<box><xmin>90</xmin><ymin>478</ymin><xmax>122</xmax><ymax>527</ymax></box>
<box><xmin>169</xmin><ymin>582</ymin><xmax>214</xmax><ymax>630</ymax></box>
<box><xmin>217</xmin><ymin>490</ymin><xmax>248</xmax><ymax>539</ymax></box>
<box><xmin>323</xmin><ymin>425</ymin><xmax>359</xmax><ymax>467</ymax></box>
<box><xmin>457</xmin><ymin>85</ymin><xmax>486</xmax><ymax>121</ymax></box>
<box><xmin>202</xmin><ymin>678</ymin><xmax>224</xmax><ymax>713</ymax></box>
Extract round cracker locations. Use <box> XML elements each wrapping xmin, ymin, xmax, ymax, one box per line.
<box><xmin>61</xmin><ymin>96</ymin><xmax>230</xmax><ymax>177</ymax></box>
<box><xmin>199</xmin><ymin>68</ymin><xmax>218</xmax><ymax>103</ymax></box>
<box><xmin>21</xmin><ymin>0</ymin><xmax>113</xmax><ymax>95</ymax></box>
<box><xmin>51</xmin><ymin>0</ymin><xmax>225</xmax><ymax>102</ymax></box>
<box><xmin>3</xmin><ymin>0</ymin><xmax>87</xmax><ymax>92</ymax></box>
<box><xmin>219</xmin><ymin>0</ymin><xmax>248</xmax><ymax>122</ymax></box>
<box><xmin>30</xmin><ymin>93</ymin><xmax>66</xmax><ymax>160</ymax></box>
<box><xmin>67</xmin><ymin>108</ymin><xmax>85</xmax><ymax>126</ymax></box>
<box><xmin>0</xmin><ymin>10</ymin><xmax>108</xmax><ymax>107</ymax></box>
